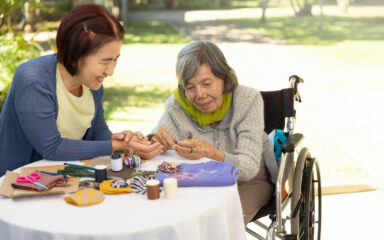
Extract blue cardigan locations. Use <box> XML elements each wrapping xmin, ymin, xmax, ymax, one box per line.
<box><xmin>0</xmin><ymin>54</ymin><xmax>113</xmax><ymax>176</ymax></box>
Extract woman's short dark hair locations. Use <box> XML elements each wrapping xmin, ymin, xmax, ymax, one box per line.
<box><xmin>176</xmin><ymin>41</ymin><xmax>238</xmax><ymax>96</ymax></box>
<box><xmin>56</xmin><ymin>4</ymin><xmax>125</xmax><ymax>76</ymax></box>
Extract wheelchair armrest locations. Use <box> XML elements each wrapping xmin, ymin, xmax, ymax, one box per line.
<box><xmin>282</xmin><ymin>133</ymin><xmax>303</xmax><ymax>153</ymax></box>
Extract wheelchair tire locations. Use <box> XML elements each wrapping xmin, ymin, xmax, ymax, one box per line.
<box><xmin>300</xmin><ymin>156</ymin><xmax>322</xmax><ymax>240</ymax></box>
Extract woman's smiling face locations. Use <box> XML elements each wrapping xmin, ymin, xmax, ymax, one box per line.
<box><xmin>75</xmin><ymin>40</ymin><xmax>122</xmax><ymax>90</ymax></box>
<box><xmin>184</xmin><ymin>64</ymin><xmax>225</xmax><ymax>113</ymax></box>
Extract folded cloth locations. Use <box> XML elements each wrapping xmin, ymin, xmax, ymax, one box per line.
<box><xmin>11</xmin><ymin>171</ymin><xmax>70</xmax><ymax>192</ymax></box>
<box><xmin>156</xmin><ymin>161</ymin><xmax>238</xmax><ymax>187</ymax></box>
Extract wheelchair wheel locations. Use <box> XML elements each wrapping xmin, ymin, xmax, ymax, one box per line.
<box><xmin>299</xmin><ymin>156</ymin><xmax>322</xmax><ymax>240</ymax></box>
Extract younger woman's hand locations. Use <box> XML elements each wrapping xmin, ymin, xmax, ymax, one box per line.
<box><xmin>111</xmin><ymin>130</ymin><xmax>134</xmax><ymax>142</ymax></box>
<box><xmin>129</xmin><ymin>136</ymin><xmax>164</xmax><ymax>160</ymax></box>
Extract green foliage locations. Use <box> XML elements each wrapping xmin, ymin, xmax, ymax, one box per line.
<box><xmin>0</xmin><ymin>0</ymin><xmax>27</xmax><ymax>33</ymax></box>
<box><xmin>123</xmin><ymin>21</ymin><xmax>190</xmax><ymax>44</ymax></box>
<box><xmin>177</xmin><ymin>0</ymin><xmax>221</xmax><ymax>9</ymax></box>
<box><xmin>0</xmin><ymin>34</ymin><xmax>42</xmax><ymax>111</ymax></box>
<box><xmin>0</xmin><ymin>0</ymin><xmax>52</xmax><ymax>34</ymax></box>
<box><xmin>231</xmin><ymin>15</ymin><xmax>384</xmax><ymax>45</ymax></box>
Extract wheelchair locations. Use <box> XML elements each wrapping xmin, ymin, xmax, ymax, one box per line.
<box><xmin>246</xmin><ymin>75</ymin><xmax>322</xmax><ymax>240</ymax></box>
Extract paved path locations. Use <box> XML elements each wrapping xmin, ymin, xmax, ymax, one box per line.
<box><xmin>128</xmin><ymin>7</ymin><xmax>384</xmax><ymax>191</ymax></box>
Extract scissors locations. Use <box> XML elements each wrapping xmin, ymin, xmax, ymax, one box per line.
<box><xmin>16</xmin><ymin>172</ymin><xmax>48</xmax><ymax>191</ymax></box>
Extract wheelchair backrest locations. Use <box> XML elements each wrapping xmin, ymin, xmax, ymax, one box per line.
<box><xmin>260</xmin><ymin>88</ymin><xmax>295</xmax><ymax>134</ymax></box>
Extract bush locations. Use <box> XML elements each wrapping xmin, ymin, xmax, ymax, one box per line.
<box><xmin>0</xmin><ymin>34</ymin><xmax>42</xmax><ymax>112</ymax></box>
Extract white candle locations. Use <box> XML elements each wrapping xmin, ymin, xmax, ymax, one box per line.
<box><xmin>164</xmin><ymin>178</ymin><xmax>178</xmax><ymax>199</ymax></box>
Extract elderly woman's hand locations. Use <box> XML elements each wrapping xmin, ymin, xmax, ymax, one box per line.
<box><xmin>175</xmin><ymin>139</ymin><xmax>224</xmax><ymax>161</ymax></box>
<box><xmin>151</xmin><ymin>128</ymin><xmax>175</xmax><ymax>151</ymax></box>
<box><xmin>129</xmin><ymin>136</ymin><xmax>164</xmax><ymax>160</ymax></box>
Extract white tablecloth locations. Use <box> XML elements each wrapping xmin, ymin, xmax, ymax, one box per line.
<box><xmin>0</xmin><ymin>151</ymin><xmax>246</xmax><ymax>240</ymax></box>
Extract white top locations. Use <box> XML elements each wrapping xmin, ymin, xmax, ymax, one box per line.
<box><xmin>0</xmin><ymin>151</ymin><xmax>246</xmax><ymax>240</ymax></box>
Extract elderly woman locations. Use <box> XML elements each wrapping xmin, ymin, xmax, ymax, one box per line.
<box><xmin>150</xmin><ymin>41</ymin><xmax>273</xmax><ymax>224</ymax></box>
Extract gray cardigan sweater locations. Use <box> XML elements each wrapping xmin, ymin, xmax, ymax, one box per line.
<box><xmin>152</xmin><ymin>85</ymin><xmax>269</xmax><ymax>183</ymax></box>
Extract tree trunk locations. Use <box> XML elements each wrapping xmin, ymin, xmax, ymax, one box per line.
<box><xmin>164</xmin><ymin>0</ymin><xmax>174</xmax><ymax>9</ymax></box>
<box><xmin>319</xmin><ymin>0</ymin><xmax>324</xmax><ymax>30</ymax></box>
<box><xmin>260</xmin><ymin>0</ymin><xmax>269</xmax><ymax>23</ymax></box>
<box><xmin>25</xmin><ymin>1</ymin><xmax>37</xmax><ymax>32</ymax></box>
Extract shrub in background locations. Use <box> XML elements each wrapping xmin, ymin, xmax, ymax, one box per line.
<box><xmin>0</xmin><ymin>34</ymin><xmax>42</xmax><ymax>112</ymax></box>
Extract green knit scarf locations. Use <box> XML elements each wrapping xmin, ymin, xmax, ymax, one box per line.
<box><xmin>173</xmin><ymin>88</ymin><xmax>231</xmax><ymax>126</ymax></box>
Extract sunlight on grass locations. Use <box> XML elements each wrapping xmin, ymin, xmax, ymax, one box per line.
<box><xmin>103</xmin><ymin>84</ymin><xmax>173</xmax><ymax>120</ymax></box>
<box><xmin>315</xmin><ymin>41</ymin><xmax>384</xmax><ymax>66</ymax></box>
<box><xmin>230</xmin><ymin>15</ymin><xmax>384</xmax><ymax>66</ymax></box>
<box><xmin>231</xmin><ymin>16</ymin><xmax>384</xmax><ymax>45</ymax></box>
<box><xmin>124</xmin><ymin>21</ymin><xmax>190</xmax><ymax>44</ymax></box>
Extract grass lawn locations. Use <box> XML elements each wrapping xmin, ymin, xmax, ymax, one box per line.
<box><xmin>124</xmin><ymin>21</ymin><xmax>190</xmax><ymax>44</ymax></box>
<box><xmin>230</xmin><ymin>15</ymin><xmax>384</xmax><ymax>66</ymax></box>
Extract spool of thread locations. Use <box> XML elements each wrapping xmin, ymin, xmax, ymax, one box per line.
<box><xmin>164</xmin><ymin>178</ymin><xmax>178</xmax><ymax>199</ymax></box>
<box><xmin>111</xmin><ymin>152</ymin><xmax>123</xmax><ymax>172</ymax></box>
<box><xmin>146</xmin><ymin>179</ymin><xmax>160</xmax><ymax>200</ymax></box>
<box><xmin>95</xmin><ymin>165</ymin><xmax>107</xmax><ymax>183</ymax></box>
<box><xmin>124</xmin><ymin>155</ymin><xmax>141</xmax><ymax>168</ymax></box>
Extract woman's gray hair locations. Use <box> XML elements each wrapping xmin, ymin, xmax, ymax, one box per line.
<box><xmin>176</xmin><ymin>41</ymin><xmax>238</xmax><ymax>96</ymax></box>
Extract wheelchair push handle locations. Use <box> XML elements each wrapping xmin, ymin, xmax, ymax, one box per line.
<box><xmin>289</xmin><ymin>75</ymin><xmax>304</xmax><ymax>102</ymax></box>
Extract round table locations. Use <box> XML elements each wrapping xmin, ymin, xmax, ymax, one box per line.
<box><xmin>0</xmin><ymin>151</ymin><xmax>246</xmax><ymax>240</ymax></box>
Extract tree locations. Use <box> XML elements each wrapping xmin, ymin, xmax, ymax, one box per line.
<box><xmin>289</xmin><ymin>0</ymin><xmax>315</xmax><ymax>16</ymax></box>
<box><xmin>260</xmin><ymin>0</ymin><xmax>270</xmax><ymax>23</ymax></box>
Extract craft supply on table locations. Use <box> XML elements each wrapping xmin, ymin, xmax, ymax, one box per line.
<box><xmin>65</xmin><ymin>163</ymin><xmax>95</xmax><ymax>170</ymax></box>
<box><xmin>15</xmin><ymin>172</ymin><xmax>48</xmax><ymax>191</ymax></box>
<box><xmin>65</xmin><ymin>188</ymin><xmax>105</xmax><ymax>207</ymax></box>
<box><xmin>58</xmin><ymin>165</ymin><xmax>95</xmax><ymax>178</ymax></box>
<box><xmin>99</xmin><ymin>179</ymin><xmax>133</xmax><ymax>194</ymax></box>
<box><xmin>40</xmin><ymin>170</ymin><xmax>67</xmax><ymax>178</ymax></box>
<box><xmin>107</xmin><ymin>167</ymin><xmax>156</xmax><ymax>181</ymax></box>
<box><xmin>11</xmin><ymin>171</ymin><xmax>70</xmax><ymax>192</ymax></box>
<box><xmin>78</xmin><ymin>180</ymin><xmax>99</xmax><ymax>190</ymax></box>
<box><xmin>146</xmin><ymin>179</ymin><xmax>160</xmax><ymax>200</ymax></box>
<box><xmin>129</xmin><ymin>176</ymin><xmax>161</xmax><ymax>195</ymax></box>
<box><xmin>158</xmin><ymin>161</ymin><xmax>180</xmax><ymax>173</ymax></box>
<box><xmin>163</xmin><ymin>178</ymin><xmax>178</xmax><ymax>199</ymax></box>
<box><xmin>111</xmin><ymin>152</ymin><xmax>124</xmax><ymax>172</ymax></box>
<box><xmin>156</xmin><ymin>161</ymin><xmax>238</xmax><ymax>187</ymax></box>
<box><xmin>94</xmin><ymin>165</ymin><xmax>107</xmax><ymax>183</ymax></box>
<box><xmin>123</xmin><ymin>152</ymin><xmax>141</xmax><ymax>169</ymax></box>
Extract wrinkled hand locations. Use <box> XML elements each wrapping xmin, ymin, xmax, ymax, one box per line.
<box><xmin>151</xmin><ymin>128</ymin><xmax>175</xmax><ymax>151</ymax></box>
<box><xmin>174</xmin><ymin>139</ymin><xmax>213</xmax><ymax>160</ymax></box>
<box><xmin>129</xmin><ymin>136</ymin><xmax>163</xmax><ymax>160</ymax></box>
